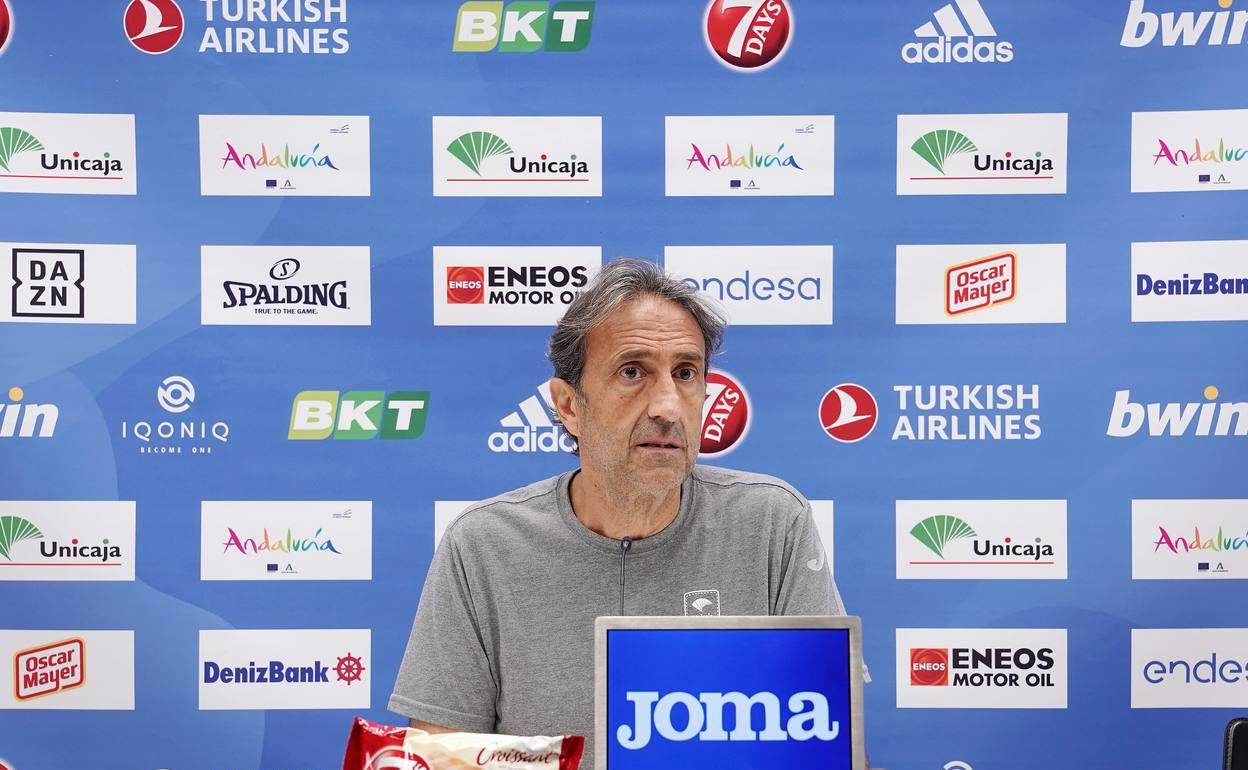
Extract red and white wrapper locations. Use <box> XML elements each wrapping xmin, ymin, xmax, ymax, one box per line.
<box><xmin>342</xmin><ymin>716</ymin><xmax>585</xmax><ymax>770</ymax></box>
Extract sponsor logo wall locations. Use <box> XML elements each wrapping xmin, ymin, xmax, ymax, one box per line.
<box><xmin>4</xmin><ymin>2</ymin><xmax>1244</xmax><ymax>768</ymax></box>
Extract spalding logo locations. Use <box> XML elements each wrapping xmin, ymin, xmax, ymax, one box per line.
<box><xmin>701</xmin><ymin>370</ymin><xmax>750</xmax><ymax>457</ymax></box>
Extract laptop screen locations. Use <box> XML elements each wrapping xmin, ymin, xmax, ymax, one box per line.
<box><xmin>603</xmin><ymin>625</ymin><xmax>857</xmax><ymax>770</ymax></box>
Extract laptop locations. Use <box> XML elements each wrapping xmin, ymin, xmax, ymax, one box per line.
<box><xmin>595</xmin><ymin>615</ymin><xmax>866</xmax><ymax>770</ymax></box>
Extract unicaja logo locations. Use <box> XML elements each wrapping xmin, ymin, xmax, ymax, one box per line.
<box><xmin>616</xmin><ymin>690</ymin><xmax>839</xmax><ymax>749</ymax></box>
<box><xmin>1108</xmin><ymin>386</ymin><xmax>1248</xmax><ymax>437</ymax></box>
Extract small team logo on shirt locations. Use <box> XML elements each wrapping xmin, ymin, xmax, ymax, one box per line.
<box><xmin>683</xmin><ymin>589</ymin><xmax>721</xmax><ymax>616</ymax></box>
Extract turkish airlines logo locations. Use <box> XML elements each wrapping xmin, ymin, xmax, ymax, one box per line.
<box><xmin>704</xmin><ymin>0</ymin><xmax>792</xmax><ymax>71</ymax></box>
<box><xmin>0</xmin><ymin>0</ymin><xmax>13</xmax><ymax>57</ymax></box>
<box><xmin>124</xmin><ymin>0</ymin><xmax>184</xmax><ymax>55</ymax></box>
<box><xmin>818</xmin><ymin>383</ymin><xmax>878</xmax><ymax>443</ymax></box>
<box><xmin>701</xmin><ymin>370</ymin><xmax>750</xmax><ymax>456</ymax></box>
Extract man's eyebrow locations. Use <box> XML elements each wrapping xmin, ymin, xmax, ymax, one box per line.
<box><xmin>612</xmin><ymin>349</ymin><xmax>703</xmax><ymax>364</ymax></box>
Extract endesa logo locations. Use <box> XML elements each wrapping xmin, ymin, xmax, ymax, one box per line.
<box><xmin>1132</xmin><ymin>628</ymin><xmax>1248</xmax><ymax>708</ymax></box>
<box><xmin>666</xmin><ymin>245</ymin><xmax>833</xmax><ymax>325</ymax></box>
<box><xmin>704</xmin><ymin>0</ymin><xmax>792</xmax><ymax>71</ymax></box>
<box><xmin>452</xmin><ymin>1</ymin><xmax>595</xmax><ymax>52</ymax></box>
<box><xmin>701</xmin><ymin>371</ymin><xmax>750</xmax><ymax>457</ymax></box>
<box><xmin>897</xmin><ymin>629</ymin><xmax>1067</xmax><ymax>708</ymax></box>
<box><xmin>124</xmin><ymin>0</ymin><xmax>185</xmax><ymax>54</ymax></box>
<box><xmin>14</xmin><ymin>638</ymin><xmax>84</xmax><ymax>701</ymax></box>
<box><xmin>1108</xmin><ymin>386</ymin><xmax>1247</xmax><ymax>438</ymax></box>
<box><xmin>288</xmin><ymin>390</ymin><xmax>429</xmax><ymax>441</ymax></box>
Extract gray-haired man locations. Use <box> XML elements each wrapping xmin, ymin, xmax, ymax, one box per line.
<box><xmin>389</xmin><ymin>258</ymin><xmax>854</xmax><ymax>764</ymax></box>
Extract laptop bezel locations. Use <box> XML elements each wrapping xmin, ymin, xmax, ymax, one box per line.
<box><xmin>594</xmin><ymin>614</ymin><xmax>866</xmax><ymax>770</ymax></box>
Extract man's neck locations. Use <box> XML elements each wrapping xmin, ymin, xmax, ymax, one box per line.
<box><xmin>568</xmin><ymin>469</ymin><xmax>682</xmax><ymax>541</ymax></box>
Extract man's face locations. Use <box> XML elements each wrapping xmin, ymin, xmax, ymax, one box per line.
<box><xmin>558</xmin><ymin>295</ymin><xmax>706</xmax><ymax>494</ymax></box>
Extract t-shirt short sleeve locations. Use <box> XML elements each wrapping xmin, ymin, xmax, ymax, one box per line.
<box><xmin>388</xmin><ymin>527</ymin><xmax>498</xmax><ymax>732</ymax></box>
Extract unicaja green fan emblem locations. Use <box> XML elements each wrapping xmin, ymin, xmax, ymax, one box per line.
<box><xmin>0</xmin><ymin>127</ymin><xmax>44</xmax><ymax>172</ymax></box>
<box><xmin>910</xmin><ymin>514</ymin><xmax>977</xmax><ymax>559</ymax></box>
<box><xmin>910</xmin><ymin>129</ymin><xmax>977</xmax><ymax>175</ymax></box>
<box><xmin>0</xmin><ymin>515</ymin><xmax>43</xmax><ymax>560</ymax></box>
<box><xmin>446</xmin><ymin>131</ymin><xmax>513</xmax><ymax>176</ymax></box>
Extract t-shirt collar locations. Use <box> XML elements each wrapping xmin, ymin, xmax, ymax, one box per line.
<box><xmin>556</xmin><ymin>468</ymin><xmax>694</xmax><ymax>556</ymax></box>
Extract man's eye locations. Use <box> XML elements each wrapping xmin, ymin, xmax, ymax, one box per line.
<box><xmin>621</xmin><ymin>366</ymin><xmax>641</xmax><ymax>380</ymax></box>
<box><xmin>676</xmin><ymin>367</ymin><xmax>697</xmax><ymax>381</ymax></box>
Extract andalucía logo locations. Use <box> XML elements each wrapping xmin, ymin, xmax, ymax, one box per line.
<box><xmin>704</xmin><ymin>0</ymin><xmax>792</xmax><ymax>71</ymax></box>
<box><xmin>0</xmin><ymin>386</ymin><xmax>58</xmax><ymax>438</ymax></box>
<box><xmin>0</xmin><ymin>0</ymin><xmax>12</xmax><ymax>57</ymax></box>
<box><xmin>1150</xmin><ymin>135</ymin><xmax>1246</xmax><ymax>187</ymax></box>
<box><xmin>452</xmin><ymin>1</ymin><xmax>595</xmax><ymax>52</ymax></box>
<box><xmin>818</xmin><ymin>383</ymin><xmax>878</xmax><ymax>443</ymax></box>
<box><xmin>902</xmin><ymin>0</ymin><xmax>1013</xmax><ymax>64</ymax></box>
<box><xmin>124</xmin><ymin>0</ymin><xmax>185</xmax><ymax>54</ymax></box>
<box><xmin>701</xmin><ymin>370</ymin><xmax>750</xmax><ymax>457</ymax></box>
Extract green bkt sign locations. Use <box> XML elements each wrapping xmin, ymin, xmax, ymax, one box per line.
<box><xmin>288</xmin><ymin>391</ymin><xmax>430</xmax><ymax>440</ymax></box>
<box><xmin>453</xmin><ymin>2</ymin><xmax>595</xmax><ymax>52</ymax></box>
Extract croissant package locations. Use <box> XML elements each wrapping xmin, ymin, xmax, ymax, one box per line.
<box><xmin>342</xmin><ymin>716</ymin><xmax>585</xmax><ymax>770</ymax></box>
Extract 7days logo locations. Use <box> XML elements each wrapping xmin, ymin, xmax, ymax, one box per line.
<box><xmin>289</xmin><ymin>390</ymin><xmax>429</xmax><ymax>440</ymax></box>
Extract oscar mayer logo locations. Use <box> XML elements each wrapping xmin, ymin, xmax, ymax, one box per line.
<box><xmin>14</xmin><ymin>638</ymin><xmax>85</xmax><ymax>701</ymax></box>
<box><xmin>701</xmin><ymin>370</ymin><xmax>750</xmax><ymax>457</ymax></box>
<box><xmin>946</xmin><ymin>252</ymin><xmax>1015</xmax><ymax>315</ymax></box>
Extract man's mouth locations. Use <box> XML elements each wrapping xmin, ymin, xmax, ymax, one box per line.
<box><xmin>636</xmin><ymin>440</ymin><xmax>682</xmax><ymax>450</ymax></box>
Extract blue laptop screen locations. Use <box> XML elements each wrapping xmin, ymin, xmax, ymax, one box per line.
<box><xmin>605</xmin><ymin>627</ymin><xmax>854</xmax><ymax>770</ymax></box>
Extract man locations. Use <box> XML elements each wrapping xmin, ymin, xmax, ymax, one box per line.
<box><xmin>390</xmin><ymin>258</ymin><xmax>855</xmax><ymax>763</ymax></box>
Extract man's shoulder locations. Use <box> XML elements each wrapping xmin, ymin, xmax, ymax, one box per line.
<box><xmin>690</xmin><ymin>465</ymin><xmax>809</xmax><ymax>516</ymax></box>
<box><xmin>441</xmin><ymin>473</ymin><xmax>567</xmax><ymax>544</ymax></box>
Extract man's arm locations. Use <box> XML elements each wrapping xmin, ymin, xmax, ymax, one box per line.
<box><xmin>409</xmin><ymin>719</ymin><xmax>457</xmax><ymax>733</ymax></box>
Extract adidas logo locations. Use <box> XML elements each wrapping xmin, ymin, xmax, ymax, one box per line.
<box><xmin>902</xmin><ymin>0</ymin><xmax>1014</xmax><ymax>64</ymax></box>
<box><xmin>487</xmin><ymin>381</ymin><xmax>578</xmax><ymax>453</ymax></box>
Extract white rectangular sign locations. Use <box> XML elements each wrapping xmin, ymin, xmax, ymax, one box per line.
<box><xmin>0</xmin><ymin>112</ymin><xmax>137</xmax><ymax>195</ymax></box>
<box><xmin>201</xmin><ymin>245</ymin><xmax>372</xmax><ymax>326</ymax></box>
<box><xmin>897</xmin><ymin>113</ymin><xmax>1068</xmax><ymax>195</ymax></box>
<box><xmin>664</xmin><ymin>245</ymin><xmax>833</xmax><ymax>325</ymax></box>
<box><xmin>1132</xmin><ymin>628</ymin><xmax>1248</xmax><ymax>708</ymax></box>
<box><xmin>896</xmin><ymin>244</ymin><xmax>1066</xmax><ymax>324</ymax></box>
<box><xmin>0</xmin><ymin>501</ymin><xmax>135</xmax><ymax>581</ymax></box>
<box><xmin>433</xmin><ymin>116</ymin><xmax>602</xmax><ymax>197</ymax></box>
<box><xmin>199</xmin><ymin>629</ymin><xmax>371</xmax><ymax>710</ymax></box>
<box><xmin>201</xmin><ymin>501</ymin><xmax>371</xmax><ymax>581</ymax></box>
<box><xmin>896</xmin><ymin>628</ymin><xmax>1068</xmax><ymax>708</ymax></box>
<box><xmin>897</xmin><ymin>500</ymin><xmax>1067</xmax><ymax>579</ymax></box>
<box><xmin>433</xmin><ymin>246</ymin><xmax>601</xmax><ymax>326</ymax></box>
<box><xmin>0</xmin><ymin>630</ymin><xmax>134</xmax><ymax>709</ymax></box>
<box><xmin>1132</xmin><ymin>240</ymin><xmax>1248</xmax><ymax>322</ymax></box>
<box><xmin>1132</xmin><ymin>109</ymin><xmax>1248</xmax><ymax>193</ymax></box>
<box><xmin>199</xmin><ymin>115</ymin><xmax>371</xmax><ymax>196</ymax></box>
<box><xmin>2</xmin><ymin>243</ymin><xmax>137</xmax><ymax>325</ymax></box>
<box><xmin>665</xmin><ymin>115</ymin><xmax>835</xmax><ymax>196</ymax></box>
<box><xmin>1132</xmin><ymin>499</ymin><xmax>1248</xmax><ymax>580</ymax></box>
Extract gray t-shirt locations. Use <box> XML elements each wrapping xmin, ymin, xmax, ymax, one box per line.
<box><xmin>389</xmin><ymin>465</ymin><xmax>850</xmax><ymax>765</ymax></box>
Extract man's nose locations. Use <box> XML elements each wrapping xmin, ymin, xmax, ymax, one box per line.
<box><xmin>647</xmin><ymin>372</ymin><xmax>685</xmax><ymax>424</ymax></box>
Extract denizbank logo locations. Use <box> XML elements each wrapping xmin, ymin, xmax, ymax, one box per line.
<box><xmin>289</xmin><ymin>390</ymin><xmax>429</xmax><ymax>441</ymax></box>
<box><xmin>1133</xmin><ymin>499</ymin><xmax>1248</xmax><ymax>579</ymax></box>
<box><xmin>1132</xmin><ymin>240</ymin><xmax>1248</xmax><ymax>322</ymax></box>
<box><xmin>897</xmin><ymin>628</ymin><xmax>1067</xmax><ymax>708</ymax></box>
<box><xmin>198</xmin><ymin>629</ymin><xmax>369</xmax><ymax>710</ymax></box>
<box><xmin>0</xmin><ymin>114</ymin><xmax>137</xmax><ymax>195</ymax></box>
<box><xmin>453</xmin><ymin>2</ymin><xmax>594</xmax><ymax>52</ymax></box>
<box><xmin>665</xmin><ymin>116</ymin><xmax>835</xmax><ymax>197</ymax></box>
<box><xmin>433</xmin><ymin>116</ymin><xmax>602</xmax><ymax>196</ymax></box>
<box><xmin>0</xmin><ymin>502</ymin><xmax>135</xmax><ymax>581</ymax></box>
<box><xmin>1132</xmin><ymin>110</ymin><xmax>1248</xmax><ymax>193</ymax></box>
<box><xmin>897</xmin><ymin>501</ymin><xmax>1067</xmax><ymax>580</ymax></box>
<box><xmin>902</xmin><ymin>0</ymin><xmax>1013</xmax><ymax>64</ymax></box>
<box><xmin>665</xmin><ymin>245</ymin><xmax>833</xmax><ymax>325</ymax></box>
<box><xmin>897</xmin><ymin>114</ymin><xmax>1067</xmax><ymax>195</ymax></box>
<box><xmin>1108</xmin><ymin>386</ymin><xmax>1247</xmax><ymax>437</ymax></box>
<box><xmin>1122</xmin><ymin>0</ymin><xmax>1248</xmax><ymax>47</ymax></box>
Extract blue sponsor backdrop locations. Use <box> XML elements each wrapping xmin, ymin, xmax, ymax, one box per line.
<box><xmin>1</xmin><ymin>1</ymin><xmax>1246</xmax><ymax>769</ymax></box>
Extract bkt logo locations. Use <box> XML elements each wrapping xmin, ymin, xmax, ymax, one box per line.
<box><xmin>616</xmin><ymin>690</ymin><xmax>839</xmax><ymax>749</ymax></box>
<box><xmin>1122</xmin><ymin>0</ymin><xmax>1248</xmax><ymax>47</ymax></box>
<box><xmin>1108</xmin><ymin>386</ymin><xmax>1247</xmax><ymax>438</ymax></box>
<box><xmin>453</xmin><ymin>1</ymin><xmax>595</xmax><ymax>52</ymax></box>
<box><xmin>289</xmin><ymin>390</ymin><xmax>429</xmax><ymax>440</ymax></box>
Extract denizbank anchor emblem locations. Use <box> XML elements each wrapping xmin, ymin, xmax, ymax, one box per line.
<box><xmin>288</xmin><ymin>390</ymin><xmax>429</xmax><ymax>440</ymax></box>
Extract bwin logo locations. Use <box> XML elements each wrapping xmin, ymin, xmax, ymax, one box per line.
<box><xmin>616</xmin><ymin>690</ymin><xmax>839</xmax><ymax>749</ymax></box>
<box><xmin>1122</xmin><ymin>0</ymin><xmax>1248</xmax><ymax>47</ymax></box>
<box><xmin>1108</xmin><ymin>386</ymin><xmax>1248</xmax><ymax>438</ymax></box>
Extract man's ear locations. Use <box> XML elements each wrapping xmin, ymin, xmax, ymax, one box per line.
<box><xmin>548</xmin><ymin>378</ymin><xmax>581</xmax><ymax>439</ymax></box>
